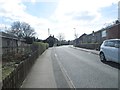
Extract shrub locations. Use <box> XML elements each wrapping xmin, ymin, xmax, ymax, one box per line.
<box><xmin>32</xmin><ymin>42</ymin><xmax>49</xmax><ymax>54</ymax></box>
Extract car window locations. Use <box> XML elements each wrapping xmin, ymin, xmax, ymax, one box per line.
<box><xmin>117</xmin><ymin>41</ymin><xmax>120</xmax><ymax>45</ymax></box>
<box><xmin>104</xmin><ymin>40</ymin><xmax>115</xmax><ymax>47</ymax></box>
<box><xmin>115</xmin><ymin>40</ymin><xmax>120</xmax><ymax>48</ymax></box>
<box><xmin>104</xmin><ymin>41</ymin><xmax>108</xmax><ymax>46</ymax></box>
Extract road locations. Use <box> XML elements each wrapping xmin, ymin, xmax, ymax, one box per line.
<box><xmin>22</xmin><ymin>45</ymin><xmax>119</xmax><ymax>88</ymax></box>
<box><xmin>52</xmin><ymin>46</ymin><xmax>119</xmax><ymax>88</ymax></box>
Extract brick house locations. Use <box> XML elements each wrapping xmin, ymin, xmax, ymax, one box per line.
<box><xmin>75</xmin><ymin>22</ymin><xmax>120</xmax><ymax>50</ymax></box>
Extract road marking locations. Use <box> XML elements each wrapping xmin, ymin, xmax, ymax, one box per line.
<box><xmin>55</xmin><ymin>53</ymin><xmax>76</xmax><ymax>89</ymax></box>
<box><xmin>55</xmin><ymin>53</ymin><xmax>57</xmax><ymax>57</ymax></box>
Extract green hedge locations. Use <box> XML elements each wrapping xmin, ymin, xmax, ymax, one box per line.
<box><xmin>32</xmin><ymin>42</ymin><xmax>49</xmax><ymax>54</ymax></box>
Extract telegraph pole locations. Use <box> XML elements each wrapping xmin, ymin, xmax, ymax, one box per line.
<box><xmin>48</xmin><ymin>28</ymin><xmax>50</xmax><ymax>36</ymax></box>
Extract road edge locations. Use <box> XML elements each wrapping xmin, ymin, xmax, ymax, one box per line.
<box><xmin>70</xmin><ymin>46</ymin><xmax>99</xmax><ymax>55</ymax></box>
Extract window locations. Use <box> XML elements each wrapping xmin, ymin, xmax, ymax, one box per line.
<box><xmin>117</xmin><ymin>40</ymin><xmax>120</xmax><ymax>45</ymax></box>
<box><xmin>104</xmin><ymin>41</ymin><xmax>108</xmax><ymax>46</ymax></box>
<box><xmin>108</xmin><ymin>41</ymin><xmax>115</xmax><ymax>47</ymax></box>
<box><xmin>104</xmin><ymin>40</ymin><xmax>115</xmax><ymax>47</ymax></box>
<box><xmin>115</xmin><ymin>40</ymin><xmax>120</xmax><ymax>48</ymax></box>
<box><xmin>102</xmin><ymin>30</ymin><xmax>106</xmax><ymax>37</ymax></box>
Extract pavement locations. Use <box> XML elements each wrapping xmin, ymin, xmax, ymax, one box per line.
<box><xmin>21</xmin><ymin>49</ymin><xmax>57</xmax><ymax>88</ymax></box>
<box><xmin>70</xmin><ymin>45</ymin><xmax>100</xmax><ymax>55</ymax></box>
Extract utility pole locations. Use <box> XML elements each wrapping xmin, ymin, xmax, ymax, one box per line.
<box><xmin>48</xmin><ymin>28</ymin><xmax>50</xmax><ymax>36</ymax></box>
<box><xmin>73</xmin><ymin>28</ymin><xmax>78</xmax><ymax>46</ymax></box>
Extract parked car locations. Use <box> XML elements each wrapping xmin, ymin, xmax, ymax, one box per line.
<box><xmin>99</xmin><ymin>39</ymin><xmax>120</xmax><ymax>63</ymax></box>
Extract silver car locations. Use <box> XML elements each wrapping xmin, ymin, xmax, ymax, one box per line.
<box><xmin>99</xmin><ymin>39</ymin><xmax>120</xmax><ymax>63</ymax></box>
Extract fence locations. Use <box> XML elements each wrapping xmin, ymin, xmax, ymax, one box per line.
<box><xmin>2</xmin><ymin>44</ymin><xmax>33</xmax><ymax>63</ymax></box>
<box><xmin>2</xmin><ymin>43</ymin><xmax>30</xmax><ymax>55</ymax></box>
<box><xmin>2</xmin><ymin>50</ymin><xmax>39</xmax><ymax>89</ymax></box>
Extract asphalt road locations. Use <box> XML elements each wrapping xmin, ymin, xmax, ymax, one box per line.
<box><xmin>52</xmin><ymin>46</ymin><xmax>119</xmax><ymax>88</ymax></box>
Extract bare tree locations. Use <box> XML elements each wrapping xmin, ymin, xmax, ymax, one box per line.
<box><xmin>57</xmin><ymin>33</ymin><xmax>65</xmax><ymax>41</ymax></box>
<box><xmin>7</xmin><ymin>21</ymin><xmax>22</xmax><ymax>37</ymax></box>
<box><xmin>21</xmin><ymin>22</ymin><xmax>36</xmax><ymax>38</ymax></box>
<box><xmin>6</xmin><ymin>21</ymin><xmax>36</xmax><ymax>38</ymax></box>
<box><xmin>73</xmin><ymin>28</ymin><xmax>78</xmax><ymax>39</ymax></box>
<box><xmin>74</xmin><ymin>33</ymin><xmax>78</xmax><ymax>39</ymax></box>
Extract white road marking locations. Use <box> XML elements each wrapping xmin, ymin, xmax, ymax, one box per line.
<box><xmin>55</xmin><ymin>53</ymin><xmax>76</xmax><ymax>89</ymax></box>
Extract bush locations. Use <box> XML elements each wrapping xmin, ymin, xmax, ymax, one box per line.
<box><xmin>32</xmin><ymin>42</ymin><xmax>49</xmax><ymax>54</ymax></box>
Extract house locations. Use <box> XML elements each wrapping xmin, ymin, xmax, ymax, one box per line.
<box><xmin>44</xmin><ymin>35</ymin><xmax>58</xmax><ymax>47</ymax></box>
<box><xmin>74</xmin><ymin>33</ymin><xmax>87</xmax><ymax>46</ymax></box>
<box><xmin>75</xmin><ymin>21</ymin><xmax>120</xmax><ymax>50</ymax></box>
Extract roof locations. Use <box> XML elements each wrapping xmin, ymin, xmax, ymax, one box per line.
<box><xmin>104</xmin><ymin>39</ymin><xmax>120</xmax><ymax>41</ymax></box>
<box><xmin>0</xmin><ymin>32</ymin><xmax>25</xmax><ymax>41</ymax></box>
<box><xmin>78</xmin><ymin>33</ymin><xmax>87</xmax><ymax>39</ymax></box>
<box><xmin>46</xmin><ymin>35</ymin><xmax>58</xmax><ymax>41</ymax></box>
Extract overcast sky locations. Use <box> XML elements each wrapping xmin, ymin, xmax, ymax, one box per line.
<box><xmin>0</xmin><ymin>0</ymin><xmax>119</xmax><ymax>40</ymax></box>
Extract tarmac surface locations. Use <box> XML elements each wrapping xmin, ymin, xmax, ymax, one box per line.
<box><xmin>21</xmin><ymin>45</ymin><xmax>119</xmax><ymax>88</ymax></box>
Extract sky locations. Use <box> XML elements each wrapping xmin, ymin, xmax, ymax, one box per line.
<box><xmin>0</xmin><ymin>0</ymin><xmax>119</xmax><ymax>40</ymax></box>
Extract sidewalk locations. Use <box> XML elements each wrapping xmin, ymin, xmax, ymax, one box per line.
<box><xmin>21</xmin><ymin>49</ymin><xmax>57</xmax><ymax>88</ymax></box>
<box><xmin>70</xmin><ymin>46</ymin><xmax>100</xmax><ymax>55</ymax></box>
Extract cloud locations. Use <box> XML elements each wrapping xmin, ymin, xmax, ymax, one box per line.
<box><xmin>31</xmin><ymin>0</ymin><xmax>36</xmax><ymax>3</ymax></box>
<box><xmin>71</xmin><ymin>11</ymin><xmax>96</xmax><ymax>21</ymax></box>
<box><xmin>0</xmin><ymin>0</ymin><xmax>53</xmax><ymax>39</ymax></box>
<box><xmin>52</xmin><ymin>0</ymin><xmax>118</xmax><ymax>21</ymax></box>
<box><xmin>49</xmin><ymin>0</ymin><xmax>118</xmax><ymax>40</ymax></box>
<box><xmin>0</xmin><ymin>0</ymin><xmax>118</xmax><ymax>40</ymax></box>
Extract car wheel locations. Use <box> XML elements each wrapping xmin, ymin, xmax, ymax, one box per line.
<box><xmin>100</xmin><ymin>52</ymin><xmax>106</xmax><ymax>61</ymax></box>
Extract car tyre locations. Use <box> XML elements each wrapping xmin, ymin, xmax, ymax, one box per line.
<box><xmin>100</xmin><ymin>52</ymin><xmax>106</xmax><ymax>62</ymax></box>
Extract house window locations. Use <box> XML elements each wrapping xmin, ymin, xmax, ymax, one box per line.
<box><xmin>102</xmin><ymin>30</ymin><xmax>106</xmax><ymax>37</ymax></box>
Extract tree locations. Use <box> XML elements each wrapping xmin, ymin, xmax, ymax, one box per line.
<box><xmin>8</xmin><ymin>21</ymin><xmax>22</xmax><ymax>37</ymax></box>
<box><xmin>73</xmin><ymin>28</ymin><xmax>78</xmax><ymax>39</ymax></box>
<box><xmin>57</xmin><ymin>33</ymin><xmax>65</xmax><ymax>41</ymax></box>
<box><xmin>7</xmin><ymin>21</ymin><xmax>36</xmax><ymax>38</ymax></box>
<box><xmin>57</xmin><ymin>33</ymin><xmax>65</xmax><ymax>46</ymax></box>
<box><xmin>21</xmin><ymin>22</ymin><xmax>36</xmax><ymax>38</ymax></box>
<box><xmin>6</xmin><ymin>21</ymin><xmax>36</xmax><ymax>44</ymax></box>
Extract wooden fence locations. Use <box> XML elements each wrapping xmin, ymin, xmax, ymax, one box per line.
<box><xmin>2</xmin><ymin>50</ymin><xmax>39</xmax><ymax>89</ymax></box>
